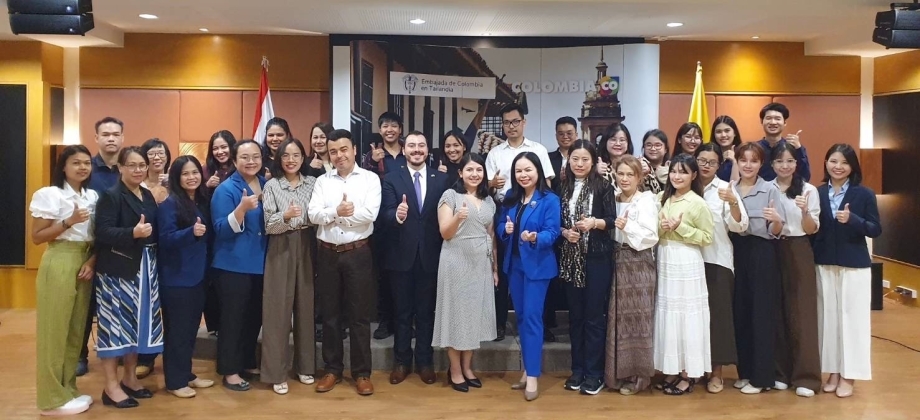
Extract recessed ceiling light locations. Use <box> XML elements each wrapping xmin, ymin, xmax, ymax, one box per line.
<box><xmin>482</xmin><ymin>32</ymin><xmax>492</xmax><ymax>36</ymax></box>
<box><xmin>410</xmin><ymin>18</ymin><xmax>425</xmax><ymax>25</ymax></box>
<box><xmin>666</xmin><ymin>22</ymin><xmax>683</xmax><ymax>28</ymax></box>
<box><xmin>139</xmin><ymin>14</ymin><xmax>158</xmax><ymax>20</ymax></box>
<box><xmin>751</xmin><ymin>35</ymin><xmax>760</xmax><ymax>39</ymax></box>
<box><xmin>199</xmin><ymin>28</ymin><xmax>209</xmax><ymax>32</ymax></box>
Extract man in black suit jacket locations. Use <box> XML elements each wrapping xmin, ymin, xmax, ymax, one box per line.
<box><xmin>380</xmin><ymin>131</ymin><xmax>449</xmax><ymax>385</ymax></box>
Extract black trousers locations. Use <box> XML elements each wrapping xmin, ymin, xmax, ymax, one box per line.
<box><xmin>732</xmin><ymin>235</ymin><xmax>779</xmax><ymax>389</ymax></box>
<box><xmin>372</xmin><ymin>233</ymin><xmax>394</xmax><ymax>329</ymax></box>
<box><xmin>316</xmin><ymin>243</ymin><xmax>374</xmax><ymax>379</ymax></box>
<box><xmin>565</xmin><ymin>256</ymin><xmax>613</xmax><ymax>380</ymax></box>
<box><xmin>388</xmin><ymin>255</ymin><xmax>437</xmax><ymax>368</ymax></box>
<box><xmin>494</xmin><ymin>239</ymin><xmax>510</xmax><ymax>330</ymax></box>
<box><xmin>203</xmin><ymin>268</ymin><xmax>221</xmax><ymax>332</ymax></box>
<box><xmin>215</xmin><ymin>269</ymin><xmax>264</xmax><ymax>376</ymax></box>
<box><xmin>162</xmin><ymin>282</ymin><xmax>206</xmax><ymax>390</ymax></box>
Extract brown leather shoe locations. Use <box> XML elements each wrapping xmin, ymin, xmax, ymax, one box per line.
<box><xmin>315</xmin><ymin>373</ymin><xmax>341</xmax><ymax>393</ymax></box>
<box><xmin>418</xmin><ymin>367</ymin><xmax>437</xmax><ymax>385</ymax></box>
<box><xmin>389</xmin><ymin>365</ymin><xmax>410</xmax><ymax>385</ymax></box>
<box><xmin>356</xmin><ymin>377</ymin><xmax>374</xmax><ymax>396</ymax></box>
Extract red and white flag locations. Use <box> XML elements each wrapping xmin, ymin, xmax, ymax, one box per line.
<box><xmin>252</xmin><ymin>56</ymin><xmax>275</xmax><ymax>144</ymax></box>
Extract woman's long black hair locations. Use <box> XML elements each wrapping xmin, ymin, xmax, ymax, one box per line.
<box><xmin>660</xmin><ymin>153</ymin><xmax>704</xmax><ymax>206</ymax></box>
<box><xmin>502</xmin><ymin>151</ymin><xmax>551</xmax><ymax>208</ymax></box>
<box><xmin>269</xmin><ymin>138</ymin><xmax>311</xmax><ymax>179</ymax></box>
<box><xmin>598</xmin><ymin>123</ymin><xmax>633</xmax><ymax>164</ymax></box>
<box><xmin>822</xmin><ymin>143</ymin><xmax>863</xmax><ymax>186</ymax></box>
<box><xmin>710</xmin><ymin>115</ymin><xmax>742</xmax><ymax>148</ymax></box>
<box><xmin>562</xmin><ymin>140</ymin><xmax>605</xmax><ymax>198</ymax></box>
<box><xmin>167</xmin><ymin>155</ymin><xmax>210</xmax><ymax>229</ymax></box>
<box><xmin>52</xmin><ymin>145</ymin><xmax>92</xmax><ymax>191</ymax></box>
<box><xmin>772</xmin><ymin>142</ymin><xmax>805</xmax><ymax>199</ymax></box>
<box><xmin>450</xmin><ymin>153</ymin><xmax>490</xmax><ymax>199</ymax></box>
<box><xmin>206</xmin><ymin>130</ymin><xmax>237</xmax><ymax>176</ymax></box>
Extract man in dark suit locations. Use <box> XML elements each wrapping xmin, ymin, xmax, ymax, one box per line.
<box><xmin>380</xmin><ymin>131</ymin><xmax>449</xmax><ymax>385</ymax></box>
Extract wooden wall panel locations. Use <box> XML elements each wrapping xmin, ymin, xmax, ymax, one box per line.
<box><xmin>874</xmin><ymin>49</ymin><xmax>920</xmax><ymax>95</ymax></box>
<box><xmin>79</xmin><ymin>89</ymin><xmax>181</xmax><ymax>154</ymax></box>
<box><xmin>774</xmin><ymin>95</ymin><xmax>860</xmax><ymax>183</ymax></box>
<box><xmin>658</xmin><ymin>94</ymin><xmax>715</xmax><ymax>142</ymax></box>
<box><xmin>713</xmin><ymin>95</ymin><xmax>774</xmax><ymax>142</ymax></box>
<box><xmin>179</xmin><ymin>91</ymin><xmax>243</xmax><ymax>142</ymax></box>
<box><xmin>242</xmin><ymin>91</ymin><xmax>323</xmax><ymax>153</ymax></box>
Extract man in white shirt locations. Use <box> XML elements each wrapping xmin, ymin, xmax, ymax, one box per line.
<box><xmin>307</xmin><ymin>129</ymin><xmax>381</xmax><ymax>396</ymax></box>
<box><xmin>379</xmin><ymin>131</ymin><xmax>449</xmax><ymax>385</ymax></box>
<box><xmin>483</xmin><ymin>103</ymin><xmax>555</xmax><ymax>341</ymax></box>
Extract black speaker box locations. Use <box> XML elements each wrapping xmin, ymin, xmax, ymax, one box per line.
<box><xmin>8</xmin><ymin>0</ymin><xmax>92</xmax><ymax>15</ymax></box>
<box><xmin>873</xmin><ymin>27</ymin><xmax>920</xmax><ymax>48</ymax></box>
<box><xmin>9</xmin><ymin>14</ymin><xmax>94</xmax><ymax>35</ymax></box>
<box><xmin>876</xmin><ymin>9</ymin><xmax>920</xmax><ymax>30</ymax></box>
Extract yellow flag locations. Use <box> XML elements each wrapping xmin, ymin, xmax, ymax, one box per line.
<box><xmin>688</xmin><ymin>62</ymin><xmax>711</xmax><ymax>143</ymax></box>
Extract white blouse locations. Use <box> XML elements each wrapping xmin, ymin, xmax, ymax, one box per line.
<box><xmin>613</xmin><ymin>190</ymin><xmax>659</xmax><ymax>252</ymax></box>
<box><xmin>29</xmin><ymin>184</ymin><xmax>99</xmax><ymax>242</ymax></box>
<box><xmin>701</xmin><ymin>178</ymin><xmax>749</xmax><ymax>272</ymax></box>
<box><xmin>770</xmin><ymin>180</ymin><xmax>820</xmax><ymax>237</ymax></box>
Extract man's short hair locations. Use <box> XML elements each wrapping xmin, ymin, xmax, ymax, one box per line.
<box><xmin>95</xmin><ymin>117</ymin><xmax>124</xmax><ymax>133</ymax></box>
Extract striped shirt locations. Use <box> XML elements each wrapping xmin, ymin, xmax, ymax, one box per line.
<box><xmin>263</xmin><ymin>174</ymin><xmax>317</xmax><ymax>235</ymax></box>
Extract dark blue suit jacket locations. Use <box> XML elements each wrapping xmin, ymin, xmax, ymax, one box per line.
<box><xmin>380</xmin><ymin>166</ymin><xmax>449</xmax><ymax>273</ymax></box>
<box><xmin>813</xmin><ymin>183</ymin><xmax>881</xmax><ymax>268</ymax></box>
<box><xmin>157</xmin><ymin>195</ymin><xmax>209</xmax><ymax>288</ymax></box>
<box><xmin>497</xmin><ymin>189</ymin><xmax>561</xmax><ymax>280</ymax></box>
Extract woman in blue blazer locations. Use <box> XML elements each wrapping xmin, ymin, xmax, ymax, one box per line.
<box><xmin>496</xmin><ymin>152</ymin><xmax>561</xmax><ymax>401</ymax></box>
<box><xmin>813</xmin><ymin>144</ymin><xmax>881</xmax><ymax>399</ymax></box>
<box><xmin>158</xmin><ymin>156</ymin><xmax>215</xmax><ymax>398</ymax></box>
<box><xmin>210</xmin><ymin>140</ymin><xmax>268</xmax><ymax>392</ymax></box>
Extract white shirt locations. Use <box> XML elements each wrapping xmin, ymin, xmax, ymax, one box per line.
<box><xmin>308</xmin><ymin>166</ymin><xmax>381</xmax><ymax>245</ymax></box>
<box><xmin>701</xmin><ymin>178</ymin><xmax>750</xmax><ymax>272</ymax></box>
<box><xmin>770</xmin><ymin>180</ymin><xmax>820</xmax><ymax>237</ymax></box>
<box><xmin>409</xmin><ymin>165</ymin><xmax>428</xmax><ymax>205</ymax></box>
<box><xmin>485</xmin><ymin>137</ymin><xmax>555</xmax><ymax>200</ymax></box>
<box><xmin>29</xmin><ymin>184</ymin><xmax>99</xmax><ymax>242</ymax></box>
<box><xmin>613</xmin><ymin>190</ymin><xmax>659</xmax><ymax>252</ymax></box>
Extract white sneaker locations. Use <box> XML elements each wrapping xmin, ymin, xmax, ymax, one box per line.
<box><xmin>40</xmin><ymin>398</ymin><xmax>90</xmax><ymax>416</ymax></box>
<box><xmin>796</xmin><ymin>387</ymin><xmax>815</xmax><ymax>397</ymax></box>
<box><xmin>740</xmin><ymin>384</ymin><xmax>764</xmax><ymax>394</ymax></box>
<box><xmin>75</xmin><ymin>395</ymin><xmax>93</xmax><ymax>405</ymax></box>
<box><xmin>273</xmin><ymin>382</ymin><xmax>289</xmax><ymax>395</ymax></box>
<box><xmin>733</xmin><ymin>379</ymin><xmax>750</xmax><ymax>389</ymax></box>
<box><xmin>298</xmin><ymin>374</ymin><xmax>315</xmax><ymax>385</ymax></box>
<box><xmin>774</xmin><ymin>381</ymin><xmax>789</xmax><ymax>390</ymax></box>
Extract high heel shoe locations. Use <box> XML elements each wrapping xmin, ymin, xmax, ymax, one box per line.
<box><xmin>463</xmin><ymin>374</ymin><xmax>482</xmax><ymax>388</ymax></box>
<box><xmin>448</xmin><ymin>376</ymin><xmax>469</xmax><ymax>393</ymax></box>
<box><xmin>524</xmin><ymin>385</ymin><xmax>539</xmax><ymax>401</ymax></box>
<box><xmin>511</xmin><ymin>380</ymin><xmax>526</xmax><ymax>390</ymax></box>
<box><xmin>101</xmin><ymin>390</ymin><xmax>139</xmax><ymax>409</ymax></box>
<box><xmin>120</xmin><ymin>382</ymin><xmax>153</xmax><ymax>399</ymax></box>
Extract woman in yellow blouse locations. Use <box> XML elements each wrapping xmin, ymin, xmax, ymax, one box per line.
<box><xmin>654</xmin><ymin>154</ymin><xmax>715</xmax><ymax>396</ymax></box>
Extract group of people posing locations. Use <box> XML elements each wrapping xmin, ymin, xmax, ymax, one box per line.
<box><xmin>31</xmin><ymin>101</ymin><xmax>880</xmax><ymax>415</ymax></box>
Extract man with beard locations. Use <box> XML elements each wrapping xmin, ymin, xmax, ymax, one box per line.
<box><xmin>77</xmin><ymin>117</ymin><xmax>125</xmax><ymax>377</ymax></box>
<box><xmin>756</xmin><ymin>102</ymin><xmax>810</xmax><ymax>181</ymax></box>
<box><xmin>379</xmin><ymin>131</ymin><xmax>449</xmax><ymax>385</ymax></box>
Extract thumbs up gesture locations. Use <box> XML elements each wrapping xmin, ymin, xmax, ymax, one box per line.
<box><xmin>575</xmin><ymin>213</ymin><xmax>595</xmax><ymax>232</ymax></box>
<box><xmin>763</xmin><ymin>199</ymin><xmax>782</xmax><ymax>223</ymax></box>
<box><xmin>133</xmin><ymin>214</ymin><xmax>153</xmax><ymax>238</ymax></box>
<box><xmin>659</xmin><ymin>212</ymin><xmax>671</xmax><ymax>231</ymax></box>
<box><xmin>284</xmin><ymin>199</ymin><xmax>302</xmax><ymax>221</ymax></box>
<box><xmin>490</xmin><ymin>169</ymin><xmax>506</xmax><ymax>189</ymax></box>
<box><xmin>718</xmin><ymin>181</ymin><xmax>736</xmax><ymax>203</ymax></box>
<box><xmin>337</xmin><ymin>193</ymin><xmax>355</xmax><ymax>217</ymax></box>
<box><xmin>309</xmin><ymin>153</ymin><xmax>324</xmax><ymax>169</ymax></box>
<box><xmin>457</xmin><ymin>200</ymin><xmax>469</xmax><ymax>220</ymax></box>
<box><xmin>238</xmin><ymin>189</ymin><xmax>260</xmax><ymax>212</ymax></box>
<box><xmin>67</xmin><ymin>202</ymin><xmax>90</xmax><ymax>226</ymax></box>
<box><xmin>785</xmin><ymin>129</ymin><xmax>803</xmax><ymax>149</ymax></box>
<box><xmin>615</xmin><ymin>209</ymin><xmax>630</xmax><ymax>230</ymax></box>
<box><xmin>370</xmin><ymin>143</ymin><xmax>385</xmax><ymax>162</ymax></box>
<box><xmin>596</xmin><ymin>157</ymin><xmax>609</xmax><ymax>175</ymax></box>
<box><xmin>437</xmin><ymin>159</ymin><xmax>448</xmax><ymax>173</ymax></box>
<box><xmin>669</xmin><ymin>212</ymin><xmax>684</xmax><ymax>231</ymax></box>
<box><xmin>836</xmin><ymin>203</ymin><xmax>851</xmax><ymax>224</ymax></box>
<box><xmin>396</xmin><ymin>194</ymin><xmax>409</xmax><ymax>222</ymax></box>
<box><xmin>795</xmin><ymin>190</ymin><xmax>810</xmax><ymax>212</ymax></box>
<box><xmin>206</xmin><ymin>174</ymin><xmax>221</xmax><ymax>188</ymax></box>
<box><xmin>193</xmin><ymin>216</ymin><xmax>207</xmax><ymax>237</ymax></box>
<box><xmin>504</xmin><ymin>215</ymin><xmax>514</xmax><ymax>235</ymax></box>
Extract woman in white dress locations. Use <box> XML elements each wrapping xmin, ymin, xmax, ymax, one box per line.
<box><xmin>432</xmin><ymin>153</ymin><xmax>497</xmax><ymax>393</ymax></box>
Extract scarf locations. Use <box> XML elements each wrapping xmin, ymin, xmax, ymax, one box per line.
<box><xmin>559</xmin><ymin>180</ymin><xmax>592</xmax><ymax>288</ymax></box>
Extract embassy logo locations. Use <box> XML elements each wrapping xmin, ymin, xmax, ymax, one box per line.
<box><xmin>402</xmin><ymin>74</ymin><xmax>419</xmax><ymax>94</ymax></box>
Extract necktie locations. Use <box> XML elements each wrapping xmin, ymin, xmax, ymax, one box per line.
<box><xmin>414</xmin><ymin>171</ymin><xmax>423</xmax><ymax>210</ymax></box>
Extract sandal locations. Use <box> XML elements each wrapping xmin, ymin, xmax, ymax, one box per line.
<box><xmin>654</xmin><ymin>375</ymin><xmax>678</xmax><ymax>391</ymax></box>
<box><xmin>273</xmin><ymin>382</ymin><xmax>289</xmax><ymax>395</ymax></box>
<box><xmin>707</xmin><ymin>376</ymin><xmax>724</xmax><ymax>394</ymax></box>
<box><xmin>663</xmin><ymin>378</ymin><xmax>696</xmax><ymax>396</ymax></box>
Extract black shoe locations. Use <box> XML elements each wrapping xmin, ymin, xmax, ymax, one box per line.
<box><xmin>373</xmin><ymin>323</ymin><xmax>393</xmax><ymax>340</ymax></box>
<box><xmin>564</xmin><ymin>374</ymin><xmax>585</xmax><ymax>391</ymax></box>
<box><xmin>119</xmin><ymin>383</ymin><xmax>153</xmax><ymax>399</ymax></box>
<box><xmin>543</xmin><ymin>328</ymin><xmax>556</xmax><ymax>343</ymax></box>
<box><xmin>222</xmin><ymin>377</ymin><xmax>251</xmax><ymax>392</ymax></box>
<box><xmin>342</xmin><ymin>328</ymin><xmax>349</xmax><ymax>340</ymax></box>
<box><xmin>75</xmin><ymin>359</ymin><xmax>88</xmax><ymax>377</ymax></box>
<box><xmin>315</xmin><ymin>327</ymin><xmax>323</xmax><ymax>343</ymax></box>
<box><xmin>464</xmin><ymin>374</ymin><xmax>483</xmax><ymax>388</ymax></box>
<box><xmin>580</xmin><ymin>377</ymin><xmax>604</xmax><ymax>395</ymax></box>
<box><xmin>493</xmin><ymin>326</ymin><xmax>506</xmax><ymax>342</ymax></box>
<box><xmin>448</xmin><ymin>375</ymin><xmax>469</xmax><ymax>393</ymax></box>
<box><xmin>102</xmin><ymin>391</ymin><xmax>139</xmax><ymax>409</ymax></box>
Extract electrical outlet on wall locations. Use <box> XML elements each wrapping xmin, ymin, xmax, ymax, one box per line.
<box><xmin>895</xmin><ymin>286</ymin><xmax>918</xmax><ymax>299</ymax></box>
<box><xmin>883</xmin><ymin>280</ymin><xmax>891</xmax><ymax>289</ymax></box>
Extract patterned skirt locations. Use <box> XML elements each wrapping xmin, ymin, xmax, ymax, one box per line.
<box><xmin>604</xmin><ymin>244</ymin><xmax>657</xmax><ymax>389</ymax></box>
<box><xmin>95</xmin><ymin>245</ymin><xmax>164</xmax><ymax>358</ymax></box>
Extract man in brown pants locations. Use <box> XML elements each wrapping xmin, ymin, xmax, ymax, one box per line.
<box><xmin>307</xmin><ymin>129</ymin><xmax>381</xmax><ymax>396</ymax></box>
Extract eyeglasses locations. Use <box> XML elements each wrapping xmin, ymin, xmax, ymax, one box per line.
<box><xmin>682</xmin><ymin>135</ymin><xmax>702</xmax><ymax>143</ymax></box>
<box><xmin>281</xmin><ymin>153</ymin><xmax>303</xmax><ymax>162</ymax></box>
<box><xmin>124</xmin><ymin>163</ymin><xmax>149</xmax><ymax>172</ymax></box>
<box><xmin>696</xmin><ymin>158</ymin><xmax>719</xmax><ymax>168</ymax></box>
<box><xmin>237</xmin><ymin>155</ymin><xmax>262</xmax><ymax>163</ymax></box>
<box><xmin>645</xmin><ymin>143</ymin><xmax>665</xmax><ymax>150</ymax></box>
<box><xmin>147</xmin><ymin>151</ymin><xmax>167</xmax><ymax>158</ymax></box>
<box><xmin>502</xmin><ymin>119</ymin><xmax>523</xmax><ymax>128</ymax></box>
